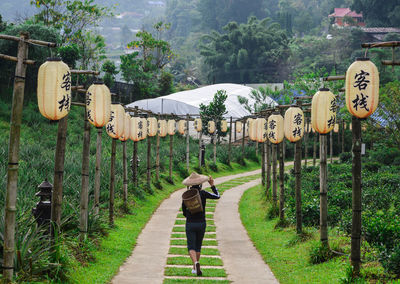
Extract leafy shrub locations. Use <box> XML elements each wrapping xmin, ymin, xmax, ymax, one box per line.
<box><xmin>208</xmin><ymin>162</ymin><xmax>218</xmax><ymax>172</ymax></box>
<box><xmin>379</xmin><ymin>243</ymin><xmax>400</xmax><ymax>276</ymax></box>
<box><xmin>340</xmin><ymin>152</ymin><xmax>351</xmax><ymax>163</ymax></box>
<box><xmin>217</xmin><ymin>146</ymin><xmax>231</xmax><ymax>166</ymax></box>
<box><xmin>244</xmin><ymin>145</ymin><xmax>259</xmax><ymax>163</ymax></box>
<box><xmin>363</xmin><ymin>161</ymin><xmax>381</xmax><ymax>172</ymax></box>
<box><xmin>370</xmin><ymin>147</ymin><xmax>400</xmax><ymax>166</ymax></box>
<box><xmin>309</xmin><ymin>241</ymin><xmax>334</xmax><ymax>264</ymax></box>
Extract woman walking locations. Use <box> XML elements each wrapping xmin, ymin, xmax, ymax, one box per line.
<box><xmin>182</xmin><ymin>172</ymin><xmax>220</xmax><ymax>276</ymax></box>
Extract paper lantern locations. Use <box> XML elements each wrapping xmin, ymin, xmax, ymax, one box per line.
<box><xmin>178</xmin><ymin>120</ymin><xmax>187</xmax><ymax>135</ymax></box>
<box><xmin>158</xmin><ymin>120</ymin><xmax>167</xmax><ymax>137</ymax></box>
<box><xmin>106</xmin><ymin>104</ymin><xmax>125</xmax><ymax>139</ymax></box>
<box><xmin>256</xmin><ymin>118</ymin><xmax>267</xmax><ymax>143</ymax></box>
<box><xmin>345</xmin><ymin>58</ymin><xmax>379</xmax><ymax>118</ymax></box>
<box><xmin>147</xmin><ymin>117</ymin><xmax>158</xmax><ymax>137</ymax></box>
<box><xmin>221</xmin><ymin>120</ymin><xmax>228</xmax><ymax>133</ymax></box>
<box><xmin>86</xmin><ymin>82</ymin><xmax>111</xmax><ymax>128</ymax></box>
<box><xmin>349</xmin><ymin>123</ymin><xmax>352</xmax><ymax>131</ymax></box>
<box><xmin>284</xmin><ymin>106</ymin><xmax>304</xmax><ymax>142</ymax></box>
<box><xmin>194</xmin><ymin>118</ymin><xmax>202</xmax><ymax>132</ymax></box>
<box><xmin>247</xmin><ymin>118</ymin><xmax>257</xmax><ymax>141</ymax></box>
<box><xmin>167</xmin><ymin>120</ymin><xmax>176</xmax><ymax>135</ymax></box>
<box><xmin>267</xmin><ymin>114</ymin><xmax>284</xmax><ymax>144</ymax></box>
<box><xmin>37</xmin><ymin>58</ymin><xmax>71</xmax><ymax>120</ymax></box>
<box><xmin>141</xmin><ymin>118</ymin><xmax>148</xmax><ymax>140</ymax></box>
<box><xmin>311</xmin><ymin>88</ymin><xmax>336</xmax><ymax>135</ymax></box>
<box><xmin>236</xmin><ymin>121</ymin><xmax>243</xmax><ymax>133</ymax></box>
<box><xmin>119</xmin><ymin>113</ymin><xmax>131</xmax><ymax>142</ymax></box>
<box><xmin>208</xmin><ymin>121</ymin><xmax>216</xmax><ymax>134</ymax></box>
<box><xmin>334</xmin><ymin>123</ymin><xmax>339</xmax><ymax>133</ymax></box>
<box><xmin>130</xmin><ymin>117</ymin><xmax>140</xmax><ymax>142</ymax></box>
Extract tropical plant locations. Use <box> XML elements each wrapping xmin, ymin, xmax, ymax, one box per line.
<box><xmin>199</xmin><ymin>90</ymin><xmax>228</xmax><ymax>139</ymax></box>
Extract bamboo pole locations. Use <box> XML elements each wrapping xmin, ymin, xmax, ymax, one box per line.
<box><xmin>266</xmin><ymin>140</ymin><xmax>271</xmax><ymax>198</ymax></box>
<box><xmin>132</xmin><ymin>107</ymin><xmax>138</xmax><ymax>187</ymax></box>
<box><xmin>351</xmin><ymin>117</ymin><xmax>362</xmax><ymax>276</ymax></box>
<box><xmin>147</xmin><ymin>136</ymin><xmax>151</xmax><ymax>189</ymax></box>
<box><xmin>213</xmin><ymin>131</ymin><xmax>217</xmax><ymax>164</ymax></box>
<box><xmin>109</xmin><ymin>139</ymin><xmax>117</xmax><ymax>226</ymax></box>
<box><xmin>341</xmin><ymin>121</ymin><xmax>345</xmax><ymax>154</ymax></box>
<box><xmin>156</xmin><ymin>132</ymin><xmax>160</xmax><ymax>180</ymax></box>
<box><xmin>51</xmin><ymin>117</ymin><xmax>68</xmax><ymax>235</ymax></box>
<box><xmin>320</xmin><ymin>134</ymin><xmax>329</xmax><ymax>246</ymax></box>
<box><xmin>241</xmin><ymin>120</ymin><xmax>246</xmax><ymax>159</ymax></box>
<box><xmin>313</xmin><ymin>132</ymin><xmax>317</xmax><ymax>166</ymax></box>
<box><xmin>228</xmin><ymin>117</ymin><xmax>232</xmax><ymax>165</ymax></box>
<box><xmin>294</xmin><ymin>138</ymin><xmax>303</xmax><ymax>234</ymax></box>
<box><xmin>94</xmin><ymin>128</ymin><xmax>102</xmax><ymax>216</ymax></box>
<box><xmin>261</xmin><ymin>142</ymin><xmax>265</xmax><ymax>187</ymax></box>
<box><xmin>279</xmin><ymin>141</ymin><xmax>285</xmax><ymax>220</ymax></box>
<box><xmin>169</xmin><ymin>135</ymin><xmax>173</xmax><ymax>180</ymax></box>
<box><xmin>198</xmin><ymin>131</ymin><xmax>202</xmax><ymax>168</ymax></box>
<box><xmin>272</xmin><ymin>144</ymin><xmax>278</xmax><ymax>206</ymax></box>
<box><xmin>330</xmin><ymin>131</ymin><xmax>333</xmax><ymax>163</ymax></box>
<box><xmin>256</xmin><ymin>141</ymin><xmax>258</xmax><ymax>156</ymax></box>
<box><xmin>3</xmin><ymin>32</ymin><xmax>29</xmax><ymax>281</ymax></box>
<box><xmin>122</xmin><ymin>141</ymin><xmax>128</xmax><ymax>208</ymax></box>
<box><xmin>186</xmin><ymin>114</ymin><xmax>190</xmax><ymax>171</ymax></box>
<box><xmin>0</xmin><ymin>53</ymin><xmax>35</xmax><ymax>64</ymax></box>
<box><xmin>79</xmin><ymin>111</ymin><xmax>91</xmax><ymax>241</ymax></box>
<box><xmin>304</xmin><ymin>119</ymin><xmax>308</xmax><ymax>167</ymax></box>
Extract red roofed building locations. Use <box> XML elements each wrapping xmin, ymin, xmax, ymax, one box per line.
<box><xmin>329</xmin><ymin>8</ymin><xmax>365</xmax><ymax>27</ymax></box>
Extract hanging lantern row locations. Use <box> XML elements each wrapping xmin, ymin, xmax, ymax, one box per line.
<box><xmin>284</xmin><ymin>106</ymin><xmax>304</xmax><ymax>143</ymax></box>
<box><xmin>220</xmin><ymin>120</ymin><xmax>228</xmax><ymax>133</ymax></box>
<box><xmin>255</xmin><ymin>118</ymin><xmax>267</xmax><ymax>143</ymax></box>
<box><xmin>86</xmin><ymin>82</ymin><xmax>111</xmax><ymax>128</ymax></box>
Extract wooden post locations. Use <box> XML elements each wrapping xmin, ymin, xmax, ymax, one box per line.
<box><xmin>79</xmin><ymin>111</ymin><xmax>91</xmax><ymax>241</ymax></box>
<box><xmin>3</xmin><ymin>32</ymin><xmax>29</xmax><ymax>280</ymax></box>
<box><xmin>51</xmin><ymin>117</ymin><xmax>68</xmax><ymax>235</ymax></box>
<box><xmin>147</xmin><ymin>136</ymin><xmax>151</xmax><ymax>189</ymax></box>
<box><xmin>132</xmin><ymin>107</ymin><xmax>138</xmax><ymax>187</ymax></box>
<box><xmin>266</xmin><ymin>140</ymin><xmax>271</xmax><ymax>198</ymax></box>
<box><xmin>283</xmin><ymin>139</ymin><xmax>286</xmax><ymax>162</ymax></box>
<box><xmin>294</xmin><ymin>139</ymin><xmax>303</xmax><ymax>234</ymax></box>
<box><xmin>304</xmin><ymin>119</ymin><xmax>308</xmax><ymax>167</ymax></box>
<box><xmin>272</xmin><ymin>143</ymin><xmax>278</xmax><ymax>206</ymax></box>
<box><xmin>320</xmin><ymin>134</ymin><xmax>328</xmax><ymax>246</ymax></box>
<box><xmin>122</xmin><ymin>141</ymin><xmax>128</xmax><ymax>208</ymax></box>
<box><xmin>94</xmin><ymin>127</ymin><xmax>102</xmax><ymax>216</ymax></box>
<box><xmin>313</xmin><ymin>132</ymin><xmax>317</xmax><ymax>166</ymax></box>
<box><xmin>213</xmin><ymin>131</ymin><xmax>217</xmax><ymax>164</ymax></box>
<box><xmin>279</xmin><ymin>142</ymin><xmax>285</xmax><ymax>220</ymax></box>
<box><xmin>228</xmin><ymin>117</ymin><xmax>232</xmax><ymax>165</ymax></box>
<box><xmin>109</xmin><ymin>138</ymin><xmax>117</xmax><ymax>226</ymax></box>
<box><xmin>169</xmin><ymin>134</ymin><xmax>173</xmax><ymax>180</ymax></box>
<box><xmin>156</xmin><ymin>115</ymin><xmax>160</xmax><ymax>180</ymax></box>
<box><xmin>186</xmin><ymin>114</ymin><xmax>190</xmax><ymax>171</ymax></box>
<box><xmin>351</xmin><ymin>116</ymin><xmax>362</xmax><ymax>276</ymax></box>
<box><xmin>256</xmin><ymin>141</ymin><xmax>259</xmax><ymax>156</ymax></box>
<box><xmin>341</xmin><ymin>120</ymin><xmax>345</xmax><ymax>154</ymax></box>
<box><xmin>261</xmin><ymin>142</ymin><xmax>265</xmax><ymax>186</ymax></box>
<box><xmin>234</xmin><ymin>121</ymin><xmax>237</xmax><ymax>142</ymax></box>
<box><xmin>330</xmin><ymin>131</ymin><xmax>333</xmax><ymax>163</ymax></box>
<box><xmin>242</xmin><ymin>119</ymin><xmax>246</xmax><ymax>158</ymax></box>
<box><xmin>198</xmin><ymin>131</ymin><xmax>202</xmax><ymax>168</ymax></box>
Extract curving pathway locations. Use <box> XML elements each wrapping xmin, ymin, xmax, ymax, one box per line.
<box><xmin>111</xmin><ymin>169</ymin><xmax>265</xmax><ymax>284</ymax></box>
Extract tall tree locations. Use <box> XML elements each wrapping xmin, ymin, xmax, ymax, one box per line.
<box><xmin>200</xmin><ymin>16</ymin><xmax>290</xmax><ymax>83</ymax></box>
<box><xmin>351</xmin><ymin>0</ymin><xmax>400</xmax><ymax>27</ymax></box>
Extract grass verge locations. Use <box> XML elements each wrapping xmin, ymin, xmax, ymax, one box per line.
<box><xmin>167</xmin><ymin>257</ymin><xmax>223</xmax><ymax>266</ymax></box>
<box><xmin>164</xmin><ymin>267</ymin><xmax>226</xmax><ymax>277</ymax></box>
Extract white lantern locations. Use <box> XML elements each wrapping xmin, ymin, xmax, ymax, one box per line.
<box><xmin>86</xmin><ymin>82</ymin><xmax>111</xmax><ymax>128</ymax></box>
<box><xmin>236</xmin><ymin>121</ymin><xmax>243</xmax><ymax>133</ymax></box>
<box><xmin>106</xmin><ymin>104</ymin><xmax>125</xmax><ymax>139</ymax></box>
<box><xmin>311</xmin><ymin>88</ymin><xmax>336</xmax><ymax>134</ymax></box>
<box><xmin>208</xmin><ymin>121</ymin><xmax>216</xmax><ymax>134</ymax></box>
<box><xmin>345</xmin><ymin>58</ymin><xmax>379</xmax><ymax>118</ymax></box>
<box><xmin>256</xmin><ymin>118</ymin><xmax>267</xmax><ymax>143</ymax></box>
<box><xmin>141</xmin><ymin>118</ymin><xmax>148</xmax><ymax>140</ymax></box>
<box><xmin>334</xmin><ymin>123</ymin><xmax>339</xmax><ymax>133</ymax></box>
<box><xmin>147</xmin><ymin>117</ymin><xmax>158</xmax><ymax>137</ymax></box>
<box><xmin>119</xmin><ymin>113</ymin><xmax>131</xmax><ymax>142</ymax></box>
<box><xmin>178</xmin><ymin>120</ymin><xmax>187</xmax><ymax>135</ymax></box>
<box><xmin>268</xmin><ymin>113</ymin><xmax>284</xmax><ymax>144</ymax></box>
<box><xmin>167</xmin><ymin>120</ymin><xmax>176</xmax><ymax>135</ymax></box>
<box><xmin>130</xmin><ymin>117</ymin><xmax>140</xmax><ymax>142</ymax></box>
<box><xmin>158</xmin><ymin>120</ymin><xmax>167</xmax><ymax>137</ymax></box>
<box><xmin>194</xmin><ymin>118</ymin><xmax>202</xmax><ymax>132</ymax></box>
<box><xmin>247</xmin><ymin>118</ymin><xmax>257</xmax><ymax>141</ymax></box>
<box><xmin>284</xmin><ymin>106</ymin><xmax>304</xmax><ymax>142</ymax></box>
<box><xmin>37</xmin><ymin>58</ymin><xmax>71</xmax><ymax>120</ymax></box>
<box><xmin>221</xmin><ymin>120</ymin><xmax>228</xmax><ymax>133</ymax></box>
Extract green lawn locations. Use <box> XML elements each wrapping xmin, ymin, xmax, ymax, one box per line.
<box><xmin>239</xmin><ymin>184</ymin><xmax>347</xmax><ymax>284</ymax></box>
<box><xmin>167</xmin><ymin>256</ymin><xmax>223</xmax><ymax>266</ymax></box>
<box><xmin>164</xmin><ymin>279</ymin><xmax>230</xmax><ymax>284</ymax></box>
<box><xmin>171</xmin><ymin>239</ymin><xmax>217</xmax><ymax>246</ymax></box>
<box><xmin>169</xmin><ymin>247</ymin><xmax>220</xmax><ymax>256</ymax></box>
<box><xmin>164</xmin><ymin>267</ymin><xmax>227</xmax><ymax>277</ymax></box>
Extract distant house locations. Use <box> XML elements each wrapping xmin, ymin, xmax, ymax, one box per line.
<box><xmin>329</xmin><ymin>8</ymin><xmax>365</xmax><ymax>27</ymax></box>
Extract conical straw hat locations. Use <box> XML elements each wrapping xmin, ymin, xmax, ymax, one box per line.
<box><xmin>182</xmin><ymin>172</ymin><xmax>209</xmax><ymax>186</ymax></box>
